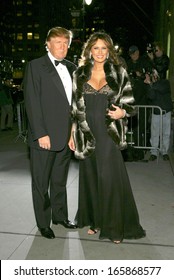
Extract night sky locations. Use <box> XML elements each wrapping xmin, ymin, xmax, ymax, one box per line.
<box><xmin>91</xmin><ymin>0</ymin><xmax>155</xmax><ymax>54</ymax></box>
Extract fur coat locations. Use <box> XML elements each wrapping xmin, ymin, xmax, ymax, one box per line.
<box><xmin>72</xmin><ymin>61</ymin><xmax>136</xmax><ymax>159</ymax></box>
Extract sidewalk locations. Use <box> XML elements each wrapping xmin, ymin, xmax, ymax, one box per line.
<box><xmin>0</xmin><ymin>125</ymin><xmax>174</xmax><ymax>260</ymax></box>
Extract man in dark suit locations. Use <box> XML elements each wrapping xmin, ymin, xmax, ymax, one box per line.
<box><xmin>24</xmin><ymin>27</ymin><xmax>77</xmax><ymax>239</ymax></box>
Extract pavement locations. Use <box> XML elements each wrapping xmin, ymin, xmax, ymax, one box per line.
<box><xmin>0</xmin><ymin>124</ymin><xmax>174</xmax><ymax>260</ymax></box>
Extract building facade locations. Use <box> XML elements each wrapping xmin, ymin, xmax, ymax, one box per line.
<box><xmin>0</xmin><ymin>0</ymin><xmax>72</xmax><ymax>82</ymax></box>
<box><xmin>0</xmin><ymin>0</ymin><xmax>174</xmax><ymax>99</ymax></box>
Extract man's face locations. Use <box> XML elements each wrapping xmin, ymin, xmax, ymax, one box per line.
<box><xmin>154</xmin><ymin>47</ymin><xmax>163</xmax><ymax>58</ymax></box>
<box><xmin>47</xmin><ymin>36</ymin><xmax>69</xmax><ymax>60</ymax></box>
<box><xmin>130</xmin><ymin>50</ymin><xmax>139</xmax><ymax>61</ymax></box>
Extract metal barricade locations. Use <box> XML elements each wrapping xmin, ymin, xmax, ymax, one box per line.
<box><xmin>15</xmin><ymin>101</ymin><xmax>27</xmax><ymax>142</ymax></box>
<box><xmin>127</xmin><ymin>105</ymin><xmax>163</xmax><ymax>161</ymax></box>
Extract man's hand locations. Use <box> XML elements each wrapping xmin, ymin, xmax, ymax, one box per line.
<box><xmin>68</xmin><ymin>135</ymin><xmax>75</xmax><ymax>151</ymax></box>
<box><xmin>38</xmin><ymin>135</ymin><xmax>51</xmax><ymax>150</ymax></box>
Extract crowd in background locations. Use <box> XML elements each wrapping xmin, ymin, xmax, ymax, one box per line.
<box><xmin>124</xmin><ymin>41</ymin><xmax>173</xmax><ymax>161</ymax></box>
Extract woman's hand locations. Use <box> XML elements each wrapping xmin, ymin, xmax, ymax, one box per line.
<box><xmin>108</xmin><ymin>105</ymin><xmax>126</xmax><ymax>120</ymax></box>
<box><xmin>68</xmin><ymin>134</ymin><xmax>76</xmax><ymax>151</ymax></box>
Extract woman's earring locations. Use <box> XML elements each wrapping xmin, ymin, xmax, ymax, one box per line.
<box><xmin>89</xmin><ymin>52</ymin><xmax>92</xmax><ymax>59</ymax></box>
<box><xmin>107</xmin><ymin>53</ymin><xmax>109</xmax><ymax>59</ymax></box>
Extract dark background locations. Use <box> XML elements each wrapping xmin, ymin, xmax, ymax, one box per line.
<box><xmin>94</xmin><ymin>0</ymin><xmax>155</xmax><ymax>53</ymax></box>
<box><xmin>69</xmin><ymin>0</ymin><xmax>156</xmax><ymax>58</ymax></box>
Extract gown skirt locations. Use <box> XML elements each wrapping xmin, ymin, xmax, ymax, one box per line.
<box><xmin>75</xmin><ymin>84</ymin><xmax>146</xmax><ymax>242</ymax></box>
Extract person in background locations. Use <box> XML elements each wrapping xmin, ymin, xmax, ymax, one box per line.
<box><xmin>0</xmin><ymin>77</ymin><xmax>14</xmax><ymax>131</ymax></box>
<box><xmin>143</xmin><ymin>43</ymin><xmax>156</xmax><ymax>73</ymax></box>
<box><xmin>69</xmin><ymin>32</ymin><xmax>146</xmax><ymax>244</ymax></box>
<box><xmin>126</xmin><ymin>45</ymin><xmax>151</xmax><ymax>160</ymax></box>
<box><xmin>115</xmin><ymin>45</ymin><xmax>127</xmax><ymax>69</ymax></box>
<box><xmin>24</xmin><ymin>27</ymin><xmax>77</xmax><ymax>239</ymax></box>
<box><xmin>127</xmin><ymin>45</ymin><xmax>150</xmax><ymax>105</ymax></box>
<box><xmin>144</xmin><ymin>69</ymin><xmax>173</xmax><ymax>161</ymax></box>
<box><xmin>151</xmin><ymin>41</ymin><xmax>169</xmax><ymax>80</ymax></box>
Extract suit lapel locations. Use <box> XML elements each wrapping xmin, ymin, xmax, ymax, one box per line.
<box><xmin>43</xmin><ymin>55</ymin><xmax>68</xmax><ymax>101</ymax></box>
<box><xmin>64</xmin><ymin>59</ymin><xmax>75</xmax><ymax>78</ymax></box>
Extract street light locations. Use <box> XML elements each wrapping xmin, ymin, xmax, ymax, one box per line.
<box><xmin>82</xmin><ymin>0</ymin><xmax>93</xmax><ymax>42</ymax></box>
<box><xmin>85</xmin><ymin>0</ymin><xmax>92</xmax><ymax>4</ymax></box>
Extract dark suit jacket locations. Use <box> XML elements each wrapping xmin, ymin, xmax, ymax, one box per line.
<box><xmin>24</xmin><ymin>54</ymin><xmax>77</xmax><ymax>151</ymax></box>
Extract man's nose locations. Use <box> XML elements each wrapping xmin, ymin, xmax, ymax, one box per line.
<box><xmin>59</xmin><ymin>43</ymin><xmax>64</xmax><ymax>49</ymax></box>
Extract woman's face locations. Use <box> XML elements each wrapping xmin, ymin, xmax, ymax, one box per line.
<box><xmin>90</xmin><ymin>39</ymin><xmax>109</xmax><ymax>63</ymax></box>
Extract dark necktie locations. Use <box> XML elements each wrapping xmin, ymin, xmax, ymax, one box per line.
<box><xmin>54</xmin><ymin>59</ymin><xmax>66</xmax><ymax>66</ymax></box>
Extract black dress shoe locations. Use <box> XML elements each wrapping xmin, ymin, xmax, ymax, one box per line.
<box><xmin>39</xmin><ymin>227</ymin><xmax>55</xmax><ymax>239</ymax></box>
<box><xmin>163</xmin><ymin>154</ymin><xmax>169</xmax><ymax>161</ymax></box>
<box><xmin>52</xmin><ymin>219</ymin><xmax>77</xmax><ymax>229</ymax></box>
<box><xmin>149</xmin><ymin>155</ymin><xmax>157</xmax><ymax>161</ymax></box>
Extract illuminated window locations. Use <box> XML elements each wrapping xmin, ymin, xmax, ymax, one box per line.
<box><xmin>16</xmin><ymin>0</ymin><xmax>22</xmax><ymax>5</ymax></box>
<box><xmin>27</xmin><ymin>32</ymin><xmax>33</xmax><ymax>39</ymax></box>
<box><xmin>34</xmin><ymin>33</ymin><xmax>39</xmax><ymax>40</ymax></box>
<box><xmin>27</xmin><ymin>24</ymin><xmax>32</xmax><ymax>28</ymax></box>
<box><xmin>27</xmin><ymin>0</ymin><xmax>32</xmax><ymax>4</ymax></box>
<box><xmin>27</xmin><ymin>11</ymin><xmax>32</xmax><ymax>16</ymax></box>
<box><xmin>17</xmin><ymin>11</ymin><xmax>22</xmax><ymax>16</ymax></box>
<box><xmin>34</xmin><ymin>23</ymin><xmax>39</xmax><ymax>28</ymax></box>
<box><xmin>17</xmin><ymin>33</ymin><xmax>23</xmax><ymax>40</ymax></box>
<box><xmin>27</xmin><ymin>45</ymin><xmax>32</xmax><ymax>51</ymax></box>
<box><xmin>18</xmin><ymin>47</ymin><xmax>23</xmax><ymax>52</ymax></box>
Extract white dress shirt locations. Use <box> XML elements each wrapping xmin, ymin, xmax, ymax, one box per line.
<box><xmin>48</xmin><ymin>51</ymin><xmax>72</xmax><ymax>105</ymax></box>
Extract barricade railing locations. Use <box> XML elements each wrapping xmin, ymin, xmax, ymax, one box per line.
<box><xmin>127</xmin><ymin>105</ymin><xmax>164</xmax><ymax>161</ymax></box>
<box><xmin>15</xmin><ymin>101</ymin><xmax>27</xmax><ymax>142</ymax></box>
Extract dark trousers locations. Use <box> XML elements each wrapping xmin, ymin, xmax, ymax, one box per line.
<box><xmin>30</xmin><ymin>145</ymin><xmax>72</xmax><ymax>228</ymax></box>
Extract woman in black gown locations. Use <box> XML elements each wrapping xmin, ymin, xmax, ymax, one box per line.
<box><xmin>69</xmin><ymin>32</ymin><xmax>146</xmax><ymax>243</ymax></box>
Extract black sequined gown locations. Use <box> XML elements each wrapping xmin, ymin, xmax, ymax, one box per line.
<box><xmin>75</xmin><ymin>83</ymin><xmax>146</xmax><ymax>242</ymax></box>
